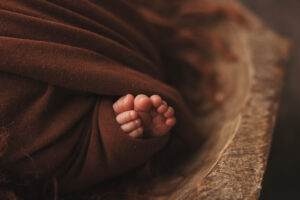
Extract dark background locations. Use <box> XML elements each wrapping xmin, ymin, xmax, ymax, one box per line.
<box><xmin>239</xmin><ymin>0</ymin><xmax>300</xmax><ymax>199</ymax></box>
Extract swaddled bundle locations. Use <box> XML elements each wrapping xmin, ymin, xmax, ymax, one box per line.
<box><xmin>0</xmin><ymin>0</ymin><xmax>203</xmax><ymax>197</ymax></box>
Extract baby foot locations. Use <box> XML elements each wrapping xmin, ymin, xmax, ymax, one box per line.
<box><xmin>113</xmin><ymin>94</ymin><xmax>143</xmax><ymax>138</ymax></box>
<box><xmin>113</xmin><ymin>94</ymin><xmax>176</xmax><ymax>138</ymax></box>
<box><xmin>148</xmin><ymin>94</ymin><xmax>176</xmax><ymax>137</ymax></box>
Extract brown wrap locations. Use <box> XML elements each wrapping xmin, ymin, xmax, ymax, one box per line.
<box><xmin>0</xmin><ymin>0</ymin><xmax>202</xmax><ymax>194</ymax></box>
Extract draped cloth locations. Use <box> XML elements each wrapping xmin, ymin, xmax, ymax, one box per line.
<box><xmin>0</xmin><ymin>0</ymin><xmax>202</xmax><ymax>195</ymax></box>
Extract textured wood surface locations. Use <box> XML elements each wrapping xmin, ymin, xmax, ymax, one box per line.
<box><xmin>169</xmin><ymin>6</ymin><xmax>289</xmax><ymax>200</ymax></box>
<box><xmin>238</xmin><ymin>1</ymin><xmax>300</xmax><ymax>199</ymax></box>
<box><xmin>183</xmin><ymin>29</ymin><xmax>288</xmax><ymax>200</ymax></box>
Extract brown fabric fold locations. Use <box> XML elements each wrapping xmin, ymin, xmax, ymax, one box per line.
<box><xmin>0</xmin><ymin>0</ymin><xmax>202</xmax><ymax>196</ymax></box>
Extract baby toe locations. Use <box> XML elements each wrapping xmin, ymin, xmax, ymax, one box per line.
<box><xmin>164</xmin><ymin>106</ymin><xmax>175</xmax><ymax>118</ymax></box>
<box><xmin>134</xmin><ymin>94</ymin><xmax>152</xmax><ymax>112</ymax></box>
<box><xmin>165</xmin><ymin>117</ymin><xmax>176</xmax><ymax>127</ymax></box>
<box><xmin>128</xmin><ymin>127</ymin><xmax>144</xmax><ymax>138</ymax></box>
<box><xmin>113</xmin><ymin>94</ymin><xmax>134</xmax><ymax>114</ymax></box>
<box><xmin>157</xmin><ymin>103</ymin><xmax>168</xmax><ymax>114</ymax></box>
<box><xmin>116</xmin><ymin>110</ymin><xmax>138</xmax><ymax>124</ymax></box>
<box><xmin>121</xmin><ymin>119</ymin><xmax>142</xmax><ymax>132</ymax></box>
<box><xmin>150</xmin><ymin>95</ymin><xmax>162</xmax><ymax>107</ymax></box>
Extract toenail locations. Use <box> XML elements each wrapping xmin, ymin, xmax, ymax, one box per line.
<box><xmin>113</xmin><ymin>103</ymin><xmax>117</xmax><ymax>111</ymax></box>
<box><xmin>135</xmin><ymin>119</ymin><xmax>141</xmax><ymax>126</ymax></box>
<box><xmin>158</xmin><ymin>105</ymin><xmax>167</xmax><ymax>113</ymax></box>
<box><xmin>123</xmin><ymin>96</ymin><xmax>128</xmax><ymax>102</ymax></box>
<box><xmin>164</xmin><ymin>107</ymin><xmax>175</xmax><ymax>117</ymax></box>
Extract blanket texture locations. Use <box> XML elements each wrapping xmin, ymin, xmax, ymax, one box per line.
<box><xmin>0</xmin><ymin>0</ymin><xmax>202</xmax><ymax>197</ymax></box>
